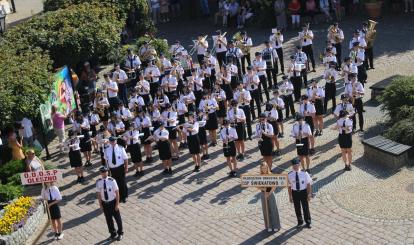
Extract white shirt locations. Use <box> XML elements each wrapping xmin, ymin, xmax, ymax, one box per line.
<box><xmin>21</xmin><ymin>118</ymin><xmax>33</xmax><ymax>138</ymax></box>
<box><xmin>154</xmin><ymin>128</ymin><xmax>169</xmax><ymax>141</ymax></box>
<box><xmin>129</xmin><ymin>95</ymin><xmax>145</xmax><ymax>110</ymax></box>
<box><xmin>154</xmin><ymin>95</ymin><xmax>170</xmax><ymax>108</ymax></box>
<box><xmin>289</xmin><ymin>62</ymin><xmax>304</xmax><ymax>77</ymax></box>
<box><xmin>66</xmin><ymin>137</ymin><xmax>81</xmax><ymax>151</ymax></box>
<box><xmin>112</xmin><ymin>69</ymin><xmax>128</xmax><ymax>84</ymax></box>
<box><xmin>299</xmin><ymin>30</ymin><xmax>314</xmax><ymax>46</ymax></box>
<box><xmin>334</xmin><ymin>103</ymin><xmax>355</xmax><ymax>117</ymax></box>
<box><xmin>191</xmin><ymin>76</ymin><xmax>204</xmax><ymax>91</ymax></box>
<box><xmin>324</xmin><ymin>68</ymin><xmax>339</xmax><ymax>82</ymax></box>
<box><xmin>280</xmin><ymin>81</ymin><xmax>294</xmax><ymax>95</ymax></box>
<box><xmin>196</xmin><ymin>40</ymin><xmax>209</xmax><ymax>55</ymax></box>
<box><xmin>344</xmin><ymin>82</ymin><xmax>364</xmax><ymax>99</ymax></box>
<box><xmin>217</xmin><ymin>72</ymin><xmax>232</xmax><ymax>85</ymax></box>
<box><xmin>288</xmin><ymin>170</ymin><xmax>312</xmax><ymax>191</ymax></box>
<box><xmin>28</xmin><ymin>158</ymin><xmax>42</xmax><ymax>172</ymax></box>
<box><xmin>233</xmin><ymin>89</ymin><xmax>252</xmax><ymax>104</ymax></box>
<box><xmin>322</xmin><ymin>55</ymin><xmax>337</xmax><ymax>68</ymax></box>
<box><xmin>161</xmin><ymin>76</ymin><xmax>178</xmax><ymax>93</ymax></box>
<box><xmin>150</xmin><ymin>109</ymin><xmax>161</xmax><ymax>122</ymax></box>
<box><xmin>207</xmin><ymin>55</ymin><xmax>218</xmax><ymax>68</ymax></box>
<box><xmin>94</xmin><ymin>97</ymin><xmax>109</xmax><ymax>109</ymax></box>
<box><xmin>350</xmin><ymin>49</ymin><xmax>365</xmax><ymax>66</ymax></box>
<box><xmin>336</xmin><ymin>117</ymin><xmax>353</xmax><ymax>134</ymax></box>
<box><xmin>227</xmin><ymin>108</ymin><xmax>246</xmax><ymax>123</ymax></box>
<box><xmin>252</xmin><ymin>59</ymin><xmax>267</xmax><ymax>76</ymax></box>
<box><xmin>169</xmin><ymin>44</ymin><xmax>185</xmax><ymax>55</ymax></box>
<box><xmin>307</xmin><ymin>86</ymin><xmax>325</xmax><ymax>100</ymax></box>
<box><xmin>162</xmin><ymin>110</ymin><xmax>178</xmax><ymax>127</ymax></box>
<box><xmin>220</xmin><ymin>127</ymin><xmax>238</xmax><ymax>142</ymax></box>
<box><xmin>42</xmin><ymin>186</ymin><xmax>62</xmax><ymax>201</ymax></box>
<box><xmin>124</xmin><ymin>129</ymin><xmax>141</xmax><ymax>145</ymax></box>
<box><xmin>199</xmin><ymin>98</ymin><xmax>218</xmax><ymax>114</ymax></box>
<box><xmin>73</xmin><ymin>118</ymin><xmax>90</xmax><ymax>132</ymax></box>
<box><xmin>160</xmin><ymin>58</ymin><xmax>172</xmax><ymax>72</ymax></box>
<box><xmin>327</xmin><ymin>29</ymin><xmax>344</xmax><ymax>44</ymax></box>
<box><xmin>96</xmin><ymin>177</ymin><xmax>119</xmax><ymax>202</ymax></box>
<box><xmin>299</xmin><ymin>102</ymin><xmax>316</xmax><ymax>117</ymax></box>
<box><xmin>243</xmin><ymin>74</ymin><xmax>260</xmax><ymax>91</ymax></box>
<box><xmin>214</xmin><ymin>36</ymin><xmax>228</xmax><ymax>53</ymax></box>
<box><xmin>136</xmin><ymin>79</ymin><xmax>150</xmax><ymax>95</ymax></box>
<box><xmin>116</xmin><ymin>107</ymin><xmax>133</xmax><ymax>121</ymax></box>
<box><xmin>105</xmin><ymin>80</ymin><xmax>118</xmax><ymax>98</ymax></box>
<box><xmin>108</xmin><ymin>120</ymin><xmax>125</xmax><ymax>135</ymax></box>
<box><xmin>265</xmin><ymin>109</ymin><xmax>279</xmax><ymax>121</ymax></box>
<box><xmin>134</xmin><ymin>116</ymin><xmax>151</xmax><ymax>130</ymax></box>
<box><xmin>255</xmin><ymin>122</ymin><xmax>274</xmax><ymax>137</ymax></box>
<box><xmin>173</xmin><ymin>100</ymin><xmax>188</xmax><ymax>116</ymax></box>
<box><xmin>262</xmin><ymin>47</ymin><xmax>278</xmax><ymax>67</ymax></box>
<box><xmin>124</xmin><ymin>55</ymin><xmax>141</xmax><ymax>69</ymax></box>
<box><xmin>270</xmin><ymin>96</ymin><xmax>285</xmax><ymax>110</ymax></box>
<box><xmin>295</xmin><ymin>51</ymin><xmax>308</xmax><ymax>64</ymax></box>
<box><xmin>291</xmin><ymin>122</ymin><xmax>312</xmax><ymax>138</ymax></box>
<box><xmin>180</xmin><ymin>92</ymin><xmax>196</xmax><ymax>105</ymax></box>
<box><xmin>88</xmin><ymin>113</ymin><xmax>100</xmax><ymax>125</ymax></box>
<box><xmin>226</xmin><ymin>47</ymin><xmax>243</xmax><ymax>59</ymax></box>
<box><xmin>144</xmin><ymin>66</ymin><xmax>161</xmax><ymax>83</ymax></box>
<box><xmin>183</xmin><ymin>121</ymin><xmax>199</xmax><ymax>136</ymax></box>
<box><xmin>104</xmin><ymin>144</ymin><xmax>128</xmax><ymax>168</ymax></box>
<box><xmin>212</xmin><ymin>89</ymin><xmax>226</xmax><ymax>103</ymax></box>
<box><xmin>270</xmin><ymin>33</ymin><xmax>284</xmax><ymax>49</ymax></box>
<box><xmin>348</xmin><ymin>36</ymin><xmax>367</xmax><ymax>50</ymax></box>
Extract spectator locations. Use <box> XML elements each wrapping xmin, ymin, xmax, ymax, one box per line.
<box><xmin>80</xmin><ymin>61</ymin><xmax>97</xmax><ymax>100</ymax></box>
<box><xmin>306</xmin><ymin>0</ymin><xmax>317</xmax><ymax>24</ymax></box>
<box><xmin>332</xmin><ymin>0</ymin><xmax>342</xmax><ymax>21</ymax></box>
<box><xmin>215</xmin><ymin>0</ymin><xmax>229</xmax><ymax>27</ymax></box>
<box><xmin>320</xmin><ymin>0</ymin><xmax>333</xmax><ymax>22</ymax></box>
<box><xmin>8</xmin><ymin>132</ymin><xmax>24</xmax><ymax>161</ymax></box>
<box><xmin>51</xmin><ymin>105</ymin><xmax>67</xmax><ymax>153</ymax></box>
<box><xmin>170</xmin><ymin>0</ymin><xmax>181</xmax><ymax>18</ymax></box>
<box><xmin>159</xmin><ymin>0</ymin><xmax>170</xmax><ymax>23</ymax></box>
<box><xmin>150</xmin><ymin>0</ymin><xmax>161</xmax><ymax>24</ymax></box>
<box><xmin>274</xmin><ymin>0</ymin><xmax>287</xmax><ymax>31</ymax></box>
<box><xmin>288</xmin><ymin>0</ymin><xmax>301</xmax><ymax>29</ymax></box>
<box><xmin>25</xmin><ymin>149</ymin><xmax>43</xmax><ymax>172</ymax></box>
<box><xmin>199</xmin><ymin>0</ymin><xmax>210</xmax><ymax>16</ymax></box>
<box><xmin>404</xmin><ymin>0</ymin><xmax>414</xmax><ymax>12</ymax></box>
<box><xmin>237</xmin><ymin>1</ymin><xmax>253</xmax><ymax>29</ymax></box>
<box><xmin>20</xmin><ymin>117</ymin><xmax>34</xmax><ymax>147</ymax></box>
<box><xmin>229</xmin><ymin>0</ymin><xmax>240</xmax><ymax>18</ymax></box>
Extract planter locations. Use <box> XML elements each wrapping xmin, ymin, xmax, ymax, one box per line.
<box><xmin>364</xmin><ymin>1</ymin><xmax>383</xmax><ymax>18</ymax></box>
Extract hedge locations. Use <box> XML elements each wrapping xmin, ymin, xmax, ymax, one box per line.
<box><xmin>43</xmin><ymin>0</ymin><xmax>155</xmax><ymax>37</ymax></box>
<box><xmin>4</xmin><ymin>3</ymin><xmax>125</xmax><ymax>68</ymax></box>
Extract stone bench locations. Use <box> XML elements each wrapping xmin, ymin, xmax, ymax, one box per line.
<box><xmin>362</xmin><ymin>136</ymin><xmax>412</xmax><ymax>169</ymax></box>
<box><xmin>369</xmin><ymin>79</ymin><xmax>393</xmax><ymax>100</ymax></box>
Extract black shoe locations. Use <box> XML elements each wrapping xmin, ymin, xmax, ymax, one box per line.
<box><xmin>309</xmin><ymin>148</ymin><xmax>315</xmax><ymax>155</ymax></box>
<box><xmin>240</xmin><ymin>154</ymin><xmax>245</xmax><ymax>160</ymax></box>
<box><xmin>163</xmin><ymin>169</ymin><xmax>169</xmax><ymax>175</ymax></box>
<box><xmin>312</xmin><ymin>69</ymin><xmax>316</xmax><ymax>72</ymax></box>
<box><xmin>272</xmin><ymin>151</ymin><xmax>277</xmax><ymax>156</ymax></box>
<box><xmin>319</xmin><ymin>130</ymin><xmax>323</xmax><ymax>136</ymax></box>
<box><xmin>172</xmin><ymin>156</ymin><xmax>179</xmax><ymax>161</ymax></box>
<box><xmin>121</xmin><ymin>198</ymin><xmax>127</xmax><ymax>203</ymax></box>
<box><xmin>306</xmin><ymin>169</ymin><xmax>310</xmax><ymax>174</ymax></box>
<box><xmin>201</xmin><ymin>154</ymin><xmax>207</xmax><ymax>160</ymax></box>
<box><xmin>305</xmin><ymin>223</ymin><xmax>312</xmax><ymax>229</ymax></box>
<box><xmin>344</xmin><ymin>165</ymin><xmax>349</xmax><ymax>171</ymax></box>
<box><xmin>248</xmin><ymin>136</ymin><xmax>252</xmax><ymax>141</ymax></box>
<box><xmin>168</xmin><ymin>168</ymin><xmax>173</xmax><ymax>174</ymax></box>
<box><xmin>208</xmin><ymin>142</ymin><xmax>217</xmax><ymax>147</ymax></box>
<box><xmin>232</xmin><ymin>171</ymin><xmax>238</xmax><ymax>177</ymax></box>
<box><xmin>275</xmin><ymin>150</ymin><xmax>281</xmax><ymax>156</ymax></box>
<box><xmin>85</xmin><ymin>161</ymin><xmax>92</xmax><ymax>167</ymax></box>
<box><xmin>178</xmin><ymin>143</ymin><xmax>185</xmax><ymax>149</ymax></box>
<box><xmin>203</xmin><ymin>154</ymin><xmax>210</xmax><ymax>159</ymax></box>
<box><xmin>228</xmin><ymin>171</ymin><xmax>234</xmax><ymax>177</ymax></box>
<box><xmin>296</xmin><ymin>222</ymin><xmax>303</xmax><ymax>228</ymax></box>
<box><xmin>134</xmin><ymin>171</ymin><xmax>140</xmax><ymax>177</ymax></box>
<box><xmin>277</xmin><ymin>133</ymin><xmax>282</xmax><ymax>138</ymax></box>
<box><xmin>76</xmin><ymin>176</ymin><xmax>81</xmax><ymax>183</ymax></box>
<box><xmin>360</xmin><ymin>129</ymin><xmax>364</xmax><ymax>132</ymax></box>
<box><xmin>117</xmin><ymin>234</ymin><xmax>123</xmax><ymax>241</ymax></box>
<box><xmin>370</xmin><ymin>67</ymin><xmax>375</xmax><ymax>69</ymax></box>
<box><xmin>80</xmin><ymin>176</ymin><xmax>85</xmax><ymax>183</ymax></box>
<box><xmin>110</xmin><ymin>234</ymin><xmax>117</xmax><ymax>240</ymax></box>
<box><xmin>348</xmin><ymin>165</ymin><xmax>352</xmax><ymax>170</ymax></box>
<box><xmin>194</xmin><ymin>165</ymin><xmax>200</xmax><ymax>172</ymax></box>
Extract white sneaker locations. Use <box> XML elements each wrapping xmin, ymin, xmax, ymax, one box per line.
<box><xmin>267</xmin><ymin>228</ymin><xmax>272</xmax><ymax>232</ymax></box>
<box><xmin>57</xmin><ymin>233</ymin><xmax>64</xmax><ymax>240</ymax></box>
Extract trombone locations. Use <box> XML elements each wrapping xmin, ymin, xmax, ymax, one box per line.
<box><xmin>211</xmin><ymin>31</ymin><xmax>227</xmax><ymax>56</ymax></box>
<box><xmin>189</xmin><ymin>35</ymin><xmax>208</xmax><ymax>56</ymax></box>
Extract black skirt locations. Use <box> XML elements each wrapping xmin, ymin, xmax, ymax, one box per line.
<box><xmin>205</xmin><ymin>112</ymin><xmax>218</xmax><ymax>130</ymax></box>
<box><xmin>127</xmin><ymin>143</ymin><xmax>142</xmax><ymax>163</ymax></box>
<box><xmin>187</xmin><ymin>134</ymin><xmax>201</xmax><ymax>154</ymax></box>
<box><xmin>259</xmin><ymin>137</ymin><xmax>273</xmax><ymax>156</ymax></box>
<box><xmin>338</xmin><ymin>133</ymin><xmax>352</xmax><ymax>149</ymax></box>
<box><xmin>167</xmin><ymin>127</ymin><xmax>177</xmax><ymax>140</ymax></box>
<box><xmin>305</xmin><ymin>116</ymin><xmax>314</xmax><ymax>135</ymax></box>
<box><xmin>217</xmin><ymin>100</ymin><xmax>226</xmax><ymax>118</ymax></box>
<box><xmin>157</xmin><ymin>140</ymin><xmax>172</xmax><ymax>160</ymax></box>
<box><xmin>223</xmin><ymin>141</ymin><xmax>236</xmax><ymax>157</ymax></box>
<box><xmin>152</xmin><ymin>121</ymin><xmax>161</xmax><ymax>133</ymax></box>
<box><xmin>277</xmin><ymin>109</ymin><xmax>283</xmax><ymax>122</ymax></box>
<box><xmin>314</xmin><ymin>99</ymin><xmax>324</xmax><ymax>116</ymax></box>
<box><xmin>90</xmin><ymin>124</ymin><xmax>97</xmax><ymax>138</ymax></box>
<box><xmin>198</xmin><ymin>127</ymin><xmax>207</xmax><ymax>145</ymax></box>
<box><xmin>99</xmin><ymin>109</ymin><xmax>109</xmax><ymax>121</ymax></box>
<box><xmin>178</xmin><ymin>114</ymin><xmax>186</xmax><ymax>125</ymax></box>
<box><xmin>48</xmin><ymin>201</ymin><xmax>61</xmax><ymax>220</ymax></box>
<box><xmin>80</xmin><ymin>135</ymin><xmax>92</xmax><ymax>152</ymax></box>
<box><xmin>221</xmin><ymin>84</ymin><xmax>233</xmax><ymax>101</ymax></box>
<box><xmin>140</xmin><ymin>127</ymin><xmax>152</xmax><ymax>145</ymax></box>
<box><xmin>296</xmin><ymin>137</ymin><xmax>309</xmax><ymax>156</ymax></box>
<box><xmin>269</xmin><ymin>121</ymin><xmax>279</xmax><ymax>136</ymax></box>
<box><xmin>69</xmin><ymin>150</ymin><xmax>82</xmax><ymax>168</ymax></box>
<box><xmin>230</xmin><ymin>76</ymin><xmax>239</xmax><ymax>90</ymax></box>
<box><xmin>235</xmin><ymin>123</ymin><xmax>246</xmax><ymax>141</ymax></box>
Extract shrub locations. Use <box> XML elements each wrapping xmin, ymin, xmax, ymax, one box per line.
<box><xmin>0</xmin><ymin>160</ymin><xmax>25</xmax><ymax>184</ymax></box>
<box><xmin>4</xmin><ymin>3</ymin><xmax>125</xmax><ymax>67</ymax></box>
<box><xmin>0</xmin><ymin>184</ymin><xmax>24</xmax><ymax>203</ymax></box>
<box><xmin>136</xmin><ymin>36</ymin><xmax>170</xmax><ymax>59</ymax></box>
<box><xmin>7</xmin><ymin>174</ymin><xmax>21</xmax><ymax>186</ymax></box>
<box><xmin>384</xmin><ymin>119</ymin><xmax>414</xmax><ymax>146</ymax></box>
<box><xmin>0</xmin><ymin>43</ymin><xmax>52</xmax><ymax>127</ymax></box>
<box><xmin>0</xmin><ymin>196</ymin><xmax>35</xmax><ymax>235</ymax></box>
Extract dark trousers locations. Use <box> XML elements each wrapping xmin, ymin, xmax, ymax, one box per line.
<box><xmin>240</xmin><ymin>104</ymin><xmax>252</xmax><ymax>138</ymax></box>
<box><xmin>324</xmin><ymin>83</ymin><xmax>337</xmax><ymax>114</ymax></box>
<box><xmin>291</xmin><ymin>76</ymin><xmax>302</xmax><ymax>102</ymax></box>
<box><xmin>108</xmin><ymin>97</ymin><xmax>119</xmax><ymax>112</ymax></box>
<box><xmin>283</xmin><ymin>94</ymin><xmax>295</xmax><ymax>118</ymax></box>
<box><xmin>302</xmin><ymin>45</ymin><xmax>315</xmax><ymax>70</ymax></box>
<box><xmin>292</xmin><ymin>189</ymin><xmax>311</xmax><ymax>224</ymax></box>
<box><xmin>149</xmin><ymin>82</ymin><xmax>159</xmax><ymax>101</ymax></box>
<box><xmin>364</xmin><ymin>47</ymin><xmax>374</xmax><ymax>69</ymax></box>
<box><xmin>352</xmin><ymin>98</ymin><xmax>364</xmax><ymax>130</ymax></box>
<box><xmin>110</xmin><ymin>165</ymin><xmax>128</xmax><ymax>201</ymax></box>
<box><xmin>266</xmin><ymin>67</ymin><xmax>278</xmax><ymax>89</ymax></box>
<box><xmin>117</xmin><ymin>83</ymin><xmax>128</xmax><ymax>107</ymax></box>
<box><xmin>333</xmin><ymin>43</ymin><xmax>342</xmax><ymax>68</ymax></box>
<box><xmin>197</xmin><ymin>54</ymin><xmax>205</xmax><ymax>65</ymax></box>
<box><xmin>102</xmin><ymin>200</ymin><xmax>123</xmax><ymax>236</ymax></box>
<box><xmin>249</xmin><ymin>89</ymin><xmax>261</xmax><ymax>120</ymax></box>
<box><xmin>357</xmin><ymin>65</ymin><xmax>367</xmax><ymax>86</ymax></box>
<box><xmin>276</xmin><ymin>48</ymin><xmax>284</xmax><ymax>73</ymax></box>
<box><xmin>258</xmin><ymin>75</ymin><xmax>269</xmax><ymax>102</ymax></box>
<box><xmin>241</xmin><ymin>53</ymin><xmax>251</xmax><ymax>74</ymax></box>
<box><xmin>194</xmin><ymin>90</ymin><xmax>203</xmax><ymax>108</ymax></box>
<box><xmin>216</xmin><ymin>51</ymin><xmax>226</xmax><ymax>68</ymax></box>
<box><xmin>301</xmin><ymin>69</ymin><xmax>308</xmax><ymax>86</ymax></box>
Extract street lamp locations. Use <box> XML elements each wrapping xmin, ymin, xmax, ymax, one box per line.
<box><xmin>0</xmin><ymin>13</ymin><xmax>5</xmax><ymax>34</ymax></box>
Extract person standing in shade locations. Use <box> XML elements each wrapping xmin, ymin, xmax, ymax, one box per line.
<box><xmin>288</xmin><ymin>158</ymin><xmax>312</xmax><ymax>229</ymax></box>
<box><xmin>65</xmin><ymin>130</ymin><xmax>84</xmax><ymax>183</ymax></box>
<box><xmin>332</xmin><ymin>110</ymin><xmax>353</xmax><ymax>171</ymax></box>
<box><xmin>291</xmin><ymin>114</ymin><xmax>312</xmax><ymax>173</ymax></box>
<box><xmin>220</xmin><ymin>119</ymin><xmax>238</xmax><ymax>177</ymax></box>
<box><xmin>42</xmin><ymin>182</ymin><xmax>64</xmax><ymax>240</ymax></box>
<box><xmin>255</xmin><ymin>113</ymin><xmax>274</xmax><ymax>170</ymax></box>
<box><xmin>96</xmin><ymin>166</ymin><xmax>123</xmax><ymax>241</ymax></box>
<box><xmin>104</xmin><ymin>136</ymin><xmax>129</xmax><ymax>203</ymax></box>
<box><xmin>153</xmin><ymin>123</ymin><xmax>173</xmax><ymax>174</ymax></box>
<box><xmin>258</xmin><ymin>162</ymin><xmax>281</xmax><ymax>232</ymax></box>
<box><xmin>184</xmin><ymin>112</ymin><xmax>201</xmax><ymax>172</ymax></box>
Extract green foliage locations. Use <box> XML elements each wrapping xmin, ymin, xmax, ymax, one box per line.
<box><xmin>0</xmin><ymin>160</ymin><xmax>25</xmax><ymax>184</ymax></box>
<box><xmin>43</xmin><ymin>0</ymin><xmax>156</xmax><ymax>36</ymax></box>
<box><xmin>0</xmin><ymin>43</ymin><xmax>52</xmax><ymax>127</ymax></box>
<box><xmin>136</xmin><ymin>37</ymin><xmax>170</xmax><ymax>59</ymax></box>
<box><xmin>0</xmin><ymin>184</ymin><xmax>24</xmax><ymax>203</ymax></box>
<box><xmin>44</xmin><ymin>163</ymin><xmax>57</xmax><ymax>170</ymax></box>
<box><xmin>5</xmin><ymin>3</ymin><xmax>125</xmax><ymax>67</ymax></box>
<box><xmin>8</xmin><ymin>174</ymin><xmax>21</xmax><ymax>186</ymax></box>
<box><xmin>384</xmin><ymin>119</ymin><xmax>414</xmax><ymax>146</ymax></box>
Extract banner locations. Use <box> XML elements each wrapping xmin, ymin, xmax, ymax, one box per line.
<box><xmin>240</xmin><ymin>174</ymin><xmax>288</xmax><ymax>188</ymax></box>
<box><xmin>48</xmin><ymin>66</ymin><xmax>76</xmax><ymax>115</ymax></box>
<box><xmin>20</xmin><ymin>169</ymin><xmax>63</xmax><ymax>185</ymax></box>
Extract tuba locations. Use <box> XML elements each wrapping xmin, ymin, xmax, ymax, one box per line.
<box><xmin>366</xmin><ymin>20</ymin><xmax>378</xmax><ymax>48</ymax></box>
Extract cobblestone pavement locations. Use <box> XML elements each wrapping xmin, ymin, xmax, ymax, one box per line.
<box><xmin>36</xmin><ymin>15</ymin><xmax>414</xmax><ymax>245</ymax></box>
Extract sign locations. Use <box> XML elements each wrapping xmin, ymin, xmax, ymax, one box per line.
<box><xmin>240</xmin><ymin>174</ymin><xmax>288</xmax><ymax>188</ymax></box>
<box><xmin>20</xmin><ymin>170</ymin><xmax>62</xmax><ymax>185</ymax></box>
<box><xmin>49</xmin><ymin>66</ymin><xmax>76</xmax><ymax>116</ymax></box>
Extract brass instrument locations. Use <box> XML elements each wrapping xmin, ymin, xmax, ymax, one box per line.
<box><xmin>328</xmin><ymin>25</ymin><xmax>342</xmax><ymax>43</ymax></box>
<box><xmin>366</xmin><ymin>20</ymin><xmax>378</xmax><ymax>48</ymax></box>
<box><xmin>301</xmin><ymin>23</ymin><xmax>311</xmax><ymax>42</ymax></box>
<box><xmin>211</xmin><ymin>32</ymin><xmax>227</xmax><ymax>56</ymax></box>
<box><xmin>233</xmin><ymin>31</ymin><xmax>250</xmax><ymax>55</ymax></box>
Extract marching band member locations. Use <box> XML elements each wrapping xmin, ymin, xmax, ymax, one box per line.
<box><xmin>205</xmin><ymin>51</ymin><xmax>218</xmax><ymax>85</ymax></box>
<box><xmin>138</xmin><ymin>41</ymin><xmax>152</xmax><ymax>61</ymax></box>
<box><xmin>234</xmin><ymin>82</ymin><xmax>253</xmax><ymax>139</ymax></box>
<box><xmin>220</xmin><ymin>119</ymin><xmax>238</xmax><ymax>177</ymax></box>
<box><xmin>171</xmin><ymin>59</ymin><xmax>185</xmax><ymax>95</ymax></box>
<box><xmin>73</xmin><ymin>112</ymin><xmax>92</xmax><ymax>167</ymax></box>
<box><xmin>280</xmin><ymin>75</ymin><xmax>296</xmax><ymax>119</ymax></box>
<box><xmin>239</xmin><ymin>31</ymin><xmax>253</xmax><ymax>75</ymax></box>
<box><xmin>161</xmin><ymin>70</ymin><xmax>178</xmax><ymax>100</ymax></box>
<box><xmin>128</xmin><ymin>88</ymin><xmax>145</xmax><ymax>113</ymax></box>
<box><xmin>262</xmin><ymin>41</ymin><xmax>278</xmax><ymax>89</ymax></box>
<box><xmin>199</xmin><ymin>91</ymin><xmax>219</xmax><ymax>147</ymax></box>
<box><xmin>299</xmin><ymin>95</ymin><xmax>316</xmax><ymax>155</ymax></box>
<box><xmin>348</xmin><ymin>30</ymin><xmax>367</xmax><ymax>50</ymax></box>
<box><xmin>213</xmin><ymin>30</ymin><xmax>228</xmax><ymax>68</ymax></box>
<box><xmin>360</xmin><ymin>22</ymin><xmax>375</xmax><ymax>70</ymax></box>
<box><xmin>225</xmin><ymin>40</ymin><xmax>243</xmax><ymax>80</ymax></box>
<box><xmin>294</xmin><ymin>46</ymin><xmax>308</xmax><ymax>87</ymax></box>
<box><xmin>190</xmin><ymin>69</ymin><xmax>204</xmax><ymax>107</ymax></box>
<box><xmin>243</xmin><ymin>66</ymin><xmax>261</xmax><ymax>121</ymax></box>
<box><xmin>154</xmin><ymin>88</ymin><xmax>170</xmax><ymax>111</ymax></box>
<box><xmin>307</xmin><ymin>79</ymin><xmax>325</xmax><ymax>136</ymax></box>
<box><xmin>134</xmin><ymin>109</ymin><xmax>153</xmax><ymax>163</ymax></box>
<box><xmin>269</xmin><ymin>29</ymin><xmax>284</xmax><ymax>74</ymax></box>
<box><xmin>265</xmin><ymin>102</ymin><xmax>281</xmax><ymax>156</ymax></box>
<box><xmin>288</xmin><ymin>55</ymin><xmax>303</xmax><ymax>102</ymax></box>
<box><xmin>212</xmin><ymin>83</ymin><xmax>227</xmax><ymax>125</ymax></box>
<box><xmin>104</xmin><ymin>73</ymin><xmax>119</xmax><ymax>112</ymax></box>
<box><xmin>87</xmin><ymin>110</ymin><xmax>100</xmax><ymax>153</ymax></box>
<box><xmin>227</xmin><ymin>59</ymin><xmax>239</xmax><ymax>90</ymax></box>
<box><xmin>112</xmin><ymin>64</ymin><xmax>129</xmax><ymax>107</ymax></box>
<box><xmin>96</xmin><ymin>125</ymin><xmax>110</xmax><ymax>166</ymax></box>
<box><xmin>332</xmin><ymin>110</ymin><xmax>353</xmax><ymax>171</ymax></box>
<box><xmin>334</xmin><ymin>94</ymin><xmax>355</xmax><ymax>120</ymax></box>
<box><xmin>196</xmin><ymin>34</ymin><xmax>209</xmax><ymax>65</ymax></box>
<box><xmin>227</xmin><ymin>99</ymin><xmax>246</xmax><ymax>161</ymax></box>
<box><xmin>322</xmin><ymin>47</ymin><xmax>337</xmax><ymax>69</ymax></box>
<box><xmin>94</xmin><ymin>89</ymin><xmax>110</xmax><ymax>128</ymax></box>
<box><xmin>184</xmin><ymin>112</ymin><xmax>202</xmax><ymax>172</ymax></box>
<box><xmin>197</xmin><ymin>110</ymin><xmax>209</xmax><ymax>160</ymax></box>
<box><xmin>123</xmin><ymin>123</ymin><xmax>143</xmax><ymax>177</ymax></box>
<box><xmin>298</xmin><ymin>24</ymin><xmax>315</xmax><ymax>72</ymax></box>
<box><xmin>341</xmin><ymin>57</ymin><xmax>353</xmax><ymax>83</ymax></box>
<box><xmin>169</xmin><ymin>40</ymin><xmax>185</xmax><ymax>57</ymax></box>
<box><xmin>116</xmin><ymin>103</ymin><xmax>133</xmax><ymax>129</ymax></box>
<box><xmin>159</xmin><ymin>53</ymin><xmax>172</xmax><ymax>76</ymax></box>
<box><xmin>253</xmin><ymin>52</ymin><xmax>269</xmax><ymax>103</ymax></box>
<box><xmin>217</xmin><ymin>66</ymin><xmax>233</xmax><ymax>108</ymax></box>
<box><xmin>350</xmin><ymin>42</ymin><xmax>367</xmax><ymax>86</ymax></box>
<box><xmin>153</xmin><ymin>123</ymin><xmax>173</xmax><ymax>174</ymax></box>
<box><xmin>162</xmin><ymin>103</ymin><xmax>179</xmax><ymax>161</ymax></box>
<box><xmin>199</xmin><ymin>61</ymin><xmax>213</xmax><ymax>91</ymax></box>
<box><xmin>181</xmin><ymin>85</ymin><xmax>196</xmax><ymax>114</ymax></box>
<box><xmin>178</xmin><ymin>51</ymin><xmax>193</xmax><ymax>80</ymax></box>
<box><xmin>291</xmin><ymin>114</ymin><xmax>312</xmax><ymax>173</ymax></box>
<box><xmin>270</xmin><ymin>90</ymin><xmax>285</xmax><ymax>138</ymax></box>
<box><xmin>255</xmin><ymin>113</ymin><xmax>274</xmax><ymax>170</ymax></box>
<box><xmin>323</xmin><ymin>61</ymin><xmax>339</xmax><ymax>114</ymax></box>
<box><xmin>124</xmin><ymin>48</ymin><xmax>141</xmax><ymax>81</ymax></box>
<box><xmin>135</xmin><ymin>74</ymin><xmax>151</xmax><ymax>105</ymax></box>
<box><xmin>148</xmin><ymin>102</ymin><xmax>162</xmax><ymax>132</ymax></box>
<box><xmin>327</xmin><ymin>23</ymin><xmax>344</xmax><ymax>68</ymax></box>
<box><xmin>108</xmin><ymin>113</ymin><xmax>125</xmax><ymax>137</ymax></box>
<box><xmin>344</xmin><ymin>73</ymin><xmax>365</xmax><ymax>132</ymax></box>
<box><xmin>65</xmin><ymin>129</ymin><xmax>84</xmax><ymax>182</ymax></box>
<box><xmin>144</xmin><ymin>59</ymin><xmax>161</xmax><ymax>100</ymax></box>
<box><xmin>171</xmin><ymin>95</ymin><xmax>188</xmax><ymax>148</ymax></box>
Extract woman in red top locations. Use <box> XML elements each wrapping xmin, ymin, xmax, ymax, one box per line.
<box><xmin>288</xmin><ymin>0</ymin><xmax>301</xmax><ymax>29</ymax></box>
